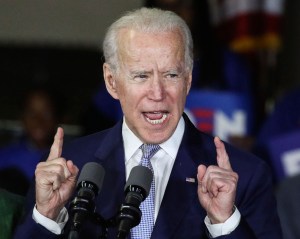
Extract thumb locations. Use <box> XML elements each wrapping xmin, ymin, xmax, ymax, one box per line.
<box><xmin>67</xmin><ymin>160</ymin><xmax>79</xmax><ymax>179</ymax></box>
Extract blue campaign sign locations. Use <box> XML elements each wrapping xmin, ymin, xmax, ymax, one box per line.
<box><xmin>267</xmin><ymin>130</ymin><xmax>300</xmax><ymax>181</ymax></box>
<box><xmin>184</xmin><ymin>90</ymin><xmax>253</xmax><ymax>141</ymax></box>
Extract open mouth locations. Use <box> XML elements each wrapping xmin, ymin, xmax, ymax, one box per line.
<box><xmin>144</xmin><ymin>111</ymin><xmax>168</xmax><ymax>125</ymax></box>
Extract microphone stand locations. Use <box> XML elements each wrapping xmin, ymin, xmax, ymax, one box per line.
<box><xmin>116</xmin><ymin>203</ymin><xmax>141</xmax><ymax>239</ymax></box>
<box><xmin>67</xmin><ymin>203</ymin><xmax>141</xmax><ymax>239</ymax></box>
<box><xmin>67</xmin><ymin>210</ymin><xmax>117</xmax><ymax>239</ymax></box>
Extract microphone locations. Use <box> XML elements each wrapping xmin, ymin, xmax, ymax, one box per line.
<box><xmin>68</xmin><ymin>162</ymin><xmax>105</xmax><ymax>239</ymax></box>
<box><xmin>117</xmin><ymin>165</ymin><xmax>153</xmax><ymax>238</ymax></box>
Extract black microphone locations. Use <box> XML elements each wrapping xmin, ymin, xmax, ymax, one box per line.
<box><xmin>68</xmin><ymin>162</ymin><xmax>105</xmax><ymax>239</ymax></box>
<box><xmin>117</xmin><ymin>165</ymin><xmax>153</xmax><ymax>238</ymax></box>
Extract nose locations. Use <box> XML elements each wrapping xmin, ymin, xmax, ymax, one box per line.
<box><xmin>148</xmin><ymin>76</ymin><xmax>165</xmax><ymax>101</ymax></box>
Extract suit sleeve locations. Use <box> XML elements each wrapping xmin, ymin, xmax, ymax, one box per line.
<box><xmin>221</xmin><ymin>159</ymin><xmax>283</xmax><ymax>239</ymax></box>
<box><xmin>13</xmin><ymin>179</ymin><xmax>62</xmax><ymax>239</ymax></box>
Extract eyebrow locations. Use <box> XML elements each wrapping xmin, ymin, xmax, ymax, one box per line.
<box><xmin>130</xmin><ymin>67</ymin><xmax>183</xmax><ymax>74</ymax></box>
<box><xmin>129</xmin><ymin>70</ymin><xmax>152</xmax><ymax>75</ymax></box>
<box><xmin>165</xmin><ymin>69</ymin><xmax>182</xmax><ymax>74</ymax></box>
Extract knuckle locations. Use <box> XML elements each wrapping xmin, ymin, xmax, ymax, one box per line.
<box><xmin>36</xmin><ymin>161</ymin><xmax>46</xmax><ymax>168</ymax></box>
<box><xmin>35</xmin><ymin>168</ymin><xmax>42</xmax><ymax>178</ymax></box>
<box><xmin>54</xmin><ymin>163</ymin><xmax>65</xmax><ymax>175</ymax></box>
<box><xmin>52</xmin><ymin>171</ymin><xmax>63</xmax><ymax>183</ymax></box>
<box><xmin>55</xmin><ymin>157</ymin><xmax>65</xmax><ymax>165</ymax></box>
<box><xmin>206</xmin><ymin>165</ymin><xmax>217</xmax><ymax>172</ymax></box>
<box><xmin>232</xmin><ymin>172</ymin><xmax>239</xmax><ymax>181</ymax></box>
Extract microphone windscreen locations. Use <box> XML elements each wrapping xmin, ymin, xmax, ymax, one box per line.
<box><xmin>125</xmin><ymin>165</ymin><xmax>153</xmax><ymax>197</ymax></box>
<box><xmin>77</xmin><ymin>162</ymin><xmax>105</xmax><ymax>191</ymax></box>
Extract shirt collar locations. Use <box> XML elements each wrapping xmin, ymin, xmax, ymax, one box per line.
<box><xmin>122</xmin><ymin>116</ymin><xmax>185</xmax><ymax>162</ymax></box>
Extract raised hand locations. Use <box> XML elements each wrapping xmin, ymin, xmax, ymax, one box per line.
<box><xmin>35</xmin><ymin>127</ymin><xmax>79</xmax><ymax>220</ymax></box>
<box><xmin>197</xmin><ymin>137</ymin><xmax>238</xmax><ymax>224</ymax></box>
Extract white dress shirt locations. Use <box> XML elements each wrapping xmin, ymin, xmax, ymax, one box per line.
<box><xmin>122</xmin><ymin>117</ymin><xmax>184</xmax><ymax>221</ymax></box>
<box><xmin>33</xmin><ymin>116</ymin><xmax>240</xmax><ymax>237</ymax></box>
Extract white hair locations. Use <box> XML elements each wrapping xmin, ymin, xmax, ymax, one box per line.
<box><xmin>102</xmin><ymin>7</ymin><xmax>193</xmax><ymax>73</ymax></box>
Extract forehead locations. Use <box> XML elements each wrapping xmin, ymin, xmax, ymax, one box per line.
<box><xmin>118</xmin><ymin>29</ymin><xmax>185</xmax><ymax>66</ymax></box>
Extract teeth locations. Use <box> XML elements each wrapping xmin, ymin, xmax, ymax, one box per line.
<box><xmin>146</xmin><ymin>113</ymin><xmax>167</xmax><ymax>124</ymax></box>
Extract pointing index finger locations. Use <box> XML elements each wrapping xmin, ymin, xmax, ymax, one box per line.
<box><xmin>214</xmin><ymin>136</ymin><xmax>232</xmax><ymax>170</ymax></box>
<box><xmin>47</xmin><ymin>127</ymin><xmax>64</xmax><ymax>161</ymax></box>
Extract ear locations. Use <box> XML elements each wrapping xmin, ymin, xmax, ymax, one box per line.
<box><xmin>103</xmin><ymin>63</ymin><xmax>119</xmax><ymax>99</ymax></box>
<box><xmin>186</xmin><ymin>71</ymin><xmax>192</xmax><ymax>95</ymax></box>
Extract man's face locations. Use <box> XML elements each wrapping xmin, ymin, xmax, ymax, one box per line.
<box><xmin>104</xmin><ymin>29</ymin><xmax>192</xmax><ymax>144</ymax></box>
<box><xmin>22</xmin><ymin>92</ymin><xmax>57</xmax><ymax>148</ymax></box>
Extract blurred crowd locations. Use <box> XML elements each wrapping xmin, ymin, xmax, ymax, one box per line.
<box><xmin>1</xmin><ymin>0</ymin><xmax>300</xmax><ymax>238</ymax></box>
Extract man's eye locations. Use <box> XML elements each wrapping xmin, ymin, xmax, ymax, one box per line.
<box><xmin>168</xmin><ymin>74</ymin><xmax>178</xmax><ymax>78</ymax></box>
<box><xmin>138</xmin><ymin>74</ymin><xmax>148</xmax><ymax>79</ymax></box>
<box><xmin>165</xmin><ymin>73</ymin><xmax>179</xmax><ymax>80</ymax></box>
<box><xmin>134</xmin><ymin>74</ymin><xmax>148</xmax><ymax>81</ymax></box>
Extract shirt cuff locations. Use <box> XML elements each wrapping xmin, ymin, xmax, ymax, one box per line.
<box><xmin>204</xmin><ymin>206</ymin><xmax>241</xmax><ymax>238</ymax></box>
<box><xmin>32</xmin><ymin>205</ymin><xmax>69</xmax><ymax>235</ymax></box>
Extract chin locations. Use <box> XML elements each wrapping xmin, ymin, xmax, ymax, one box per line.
<box><xmin>143</xmin><ymin>131</ymin><xmax>171</xmax><ymax>144</ymax></box>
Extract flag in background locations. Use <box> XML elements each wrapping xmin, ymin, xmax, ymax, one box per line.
<box><xmin>208</xmin><ymin>0</ymin><xmax>285</xmax><ymax>53</ymax></box>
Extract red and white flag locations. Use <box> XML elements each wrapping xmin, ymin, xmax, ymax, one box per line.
<box><xmin>208</xmin><ymin>0</ymin><xmax>285</xmax><ymax>53</ymax></box>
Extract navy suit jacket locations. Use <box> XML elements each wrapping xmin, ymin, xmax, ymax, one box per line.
<box><xmin>14</xmin><ymin>114</ymin><xmax>282</xmax><ymax>239</ymax></box>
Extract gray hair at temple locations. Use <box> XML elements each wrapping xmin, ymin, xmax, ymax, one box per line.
<box><xmin>102</xmin><ymin>7</ymin><xmax>194</xmax><ymax>74</ymax></box>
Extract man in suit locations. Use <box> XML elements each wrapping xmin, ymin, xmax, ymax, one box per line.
<box><xmin>14</xmin><ymin>7</ymin><xmax>282</xmax><ymax>239</ymax></box>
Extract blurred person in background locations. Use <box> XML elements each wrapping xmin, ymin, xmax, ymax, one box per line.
<box><xmin>0</xmin><ymin>86</ymin><xmax>64</xmax><ymax>195</ymax></box>
<box><xmin>255</xmin><ymin>86</ymin><xmax>300</xmax><ymax>158</ymax></box>
<box><xmin>276</xmin><ymin>173</ymin><xmax>300</xmax><ymax>239</ymax></box>
<box><xmin>253</xmin><ymin>86</ymin><xmax>300</xmax><ymax>182</ymax></box>
<box><xmin>0</xmin><ymin>188</ymin><xmax>25</xmax><ymax>239</ymax></box>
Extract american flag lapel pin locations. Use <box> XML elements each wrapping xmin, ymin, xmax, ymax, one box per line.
<box><xmin>186</xmin><ymin>177</ymin><xmax>196</xmax><ymax>183</ymax></box>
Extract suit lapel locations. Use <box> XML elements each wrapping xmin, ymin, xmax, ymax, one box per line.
<box><xmin>152</xmin><ymin>115</ymin><xmax>210</xmax><ymax>238</ymax></box>
<box><xmin>93</xmin><ymin>121</ymin><xmax>127</xmax><ymax>221</ymax></box>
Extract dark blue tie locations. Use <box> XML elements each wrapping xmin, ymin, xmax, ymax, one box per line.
<box><xmin>131</xmin><ymin>144</ymin><xmax>160</xmax><ymax>239</ymax></box>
